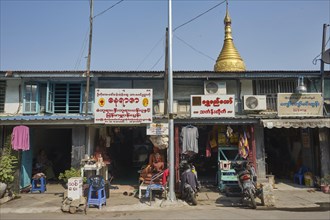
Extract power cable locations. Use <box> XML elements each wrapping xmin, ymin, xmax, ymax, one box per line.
<box><xmin>174</xmin><ymin>34</ymin><xmax>215</xmax><ymax>61</ymax></box>
<box><xmin>312</xmin><ymin>36</ymin><xmax>330</xmax><ymax>65</ymax></box>
<box><xmin>149</xmin><ymin>53</ymin><xmax>165</xmax><ymax>70</ymax></box>
<box><xmin>173</xmin><ymin>0</ymin><xmax>226</xmax><ymax>32</ymax></box>
<box><xmin>136</xmin><ymin>36</ymin><xmax>165</xmax><ymax>70</ymax></box>
<box><xmin>93</xmin><ymin>0</ymin><xmax>124</xmax><ymax>19</ymax></box>
<box><xmin>74</xmin><ymin>27</ymin><xmax>89</xmax><ymax>70</ymax></box>
<box><xmin>147</xmin><ymin>0</ymin><xmax>225</xmax><ymax>70</ymax></box>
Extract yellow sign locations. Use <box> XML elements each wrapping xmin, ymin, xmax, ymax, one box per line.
<box><xmin>98</xmin><ymin>97</ymin><xmax>105</xmax><ymax>107</ymax></box>
<box><xmin>277</xmin><ymin>93</ymin><xmax>323</xmax><ymax>116</ymax></box>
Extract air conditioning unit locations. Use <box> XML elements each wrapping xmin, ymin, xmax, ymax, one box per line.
<box><xmin>243</xmin><ymin>95</ymin><xmax>267</xmax><ymax>111</ymax></box>
<box><xmin>204</xmin><ymin>81</ymin><xmax>226</xmax><ymax>95</ymax></box>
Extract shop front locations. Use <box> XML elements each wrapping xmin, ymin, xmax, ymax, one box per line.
<box><xmin>260</xmin><ymin>92</ymin><xmax>330</xmax><ymax>185</ymax></box>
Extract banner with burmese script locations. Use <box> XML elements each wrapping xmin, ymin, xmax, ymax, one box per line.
<box><xmin>94</xmin><ymin>88</ymin><xmax>153</xmax><ymax>124</ymax></box>
<box><xmin>190</xmin><ymin>95</ymin><xmax>235</xmax><ymax>118</ymax></box>
<box><xmin>277</xmin><ymin>93</ymin><xmax>323</xmax><ymax>117</ymax></box>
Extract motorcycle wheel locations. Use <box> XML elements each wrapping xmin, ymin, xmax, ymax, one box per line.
<box><xmin>190</xmin><ymin>192</ymin><xmax>197</xmax><ymax>206</ymax></box>
<box><xmin>248</xmin><ymin>188</ymin><xmax>257</xmax><ymax>209</ymax></box>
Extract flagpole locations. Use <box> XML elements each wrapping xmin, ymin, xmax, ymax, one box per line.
<box><xmin>168</xmin><ymin>0</ymin><xmax>176</xmax><ymax>201</ymax></box>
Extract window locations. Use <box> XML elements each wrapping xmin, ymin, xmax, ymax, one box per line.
<box><xmin>255</xmin><ymin>79</ymin><xmax>296</xmax><ymax>111</ymax></box>
<box><xmin>46</xmin><ymin>82</ymin><xmax>54</xmax><ymax>113</ymax></box>
<box><xmin>53</xmin><ymin>83</ymin><xmax>81</xmax><ymax>114</ymax></box>
<box><xmin>23</xmin><ymin>83</ymin><xmax>39</xmax><ymax>114</ymax></box>
<box><xmin>0</xmin><ymin>81</ymin><xmax>5</xmax><ymax>113</ymax></box>
<box><xmin>24</xmin><ymin>82</ymin><xmax>93</xmax><ymax>114</ymax></box>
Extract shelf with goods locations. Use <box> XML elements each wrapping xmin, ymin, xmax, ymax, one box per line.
<box><xmin>216</xmin><ymin>126</ymin><xmax>241</xmax><ymax>192</ymax></box>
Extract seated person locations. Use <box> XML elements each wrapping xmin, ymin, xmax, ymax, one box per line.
<box><xmin>140</xmin><ymin>152</ymin><xmax>164</xmax><ymax>184</ymax></box>
<box><xmin>148</xmin><ymin>146</ymin><xmax>165</xmax><ymax>167</ymax></box>
<box><xmin>180</xmin><ymin>163</ymin><xmax>199</xmax><ymax>199</ymax></box>
<box><xmin>36</xmin><ymin>149</ymin><xmax>56</xmax><ymax>180</ymax></box>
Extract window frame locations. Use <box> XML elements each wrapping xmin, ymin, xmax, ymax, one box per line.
<box><xmin>23</xmin><ymin>82</ymin><xmax>39</xmax><ymax>114</ymax></box>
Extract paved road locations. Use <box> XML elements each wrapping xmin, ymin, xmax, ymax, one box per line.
<box><xmin>2</xmin><ymin>205</ymin><xmax>330</xmax><ymax>220</ymax></box>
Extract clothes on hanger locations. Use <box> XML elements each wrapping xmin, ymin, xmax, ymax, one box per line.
<box><xmin>180</xmin><ymin>125</ymin><xmax>199</xmax><ymax>154</ymax></box>
<box><xmin>11</xmin><ymin>125</ymin><xmax>30</xmax><ymax>151</ymax></box>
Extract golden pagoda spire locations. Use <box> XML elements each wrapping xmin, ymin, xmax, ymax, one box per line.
<box><xmin>214</xmin><ymin>0</ymin><xmax>246</xmax><ymax>72</ymax></box>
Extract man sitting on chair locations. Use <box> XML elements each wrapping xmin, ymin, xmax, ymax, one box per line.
<box><xmin>140</xmin><ymin>152</ymin><xmax>164</xmax><ymax>184</ymax></box>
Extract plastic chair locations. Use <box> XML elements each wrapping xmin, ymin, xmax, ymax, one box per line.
<box><xmin>142</xmin><ymin>169</ymin><xmax>169</xmax><ymax>204</ymax></box>
<box><xmin>31</xmin><ymin>176</ymin><xmax>46</xmax><ymax>193</ymax></box>
<box><xmin>293</xmin><ymin>166</ymin><xmax>309</xmax><ymax>185</ymax></box>
<box><xmin>87</xmin><ymin>175</ymin><xmax>106</xmax><ymax>209</ymax></box>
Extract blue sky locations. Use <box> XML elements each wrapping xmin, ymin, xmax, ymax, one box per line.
<box><xmin>1</xmin><ymin>0</ymin><xmax>329</xmax><ymax>71</ymax></box>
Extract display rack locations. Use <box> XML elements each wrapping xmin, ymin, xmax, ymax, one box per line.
<box><xmin>217</xmin><ymin>145</ymin><xmax>241</xmax><ymax>192</ymax></box>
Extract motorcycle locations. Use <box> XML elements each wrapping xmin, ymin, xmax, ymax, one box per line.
<box><xmin>179</xmin><ymin>159</ymin><xmax>200</xmax><ymax>206</ymax></box>
<box><xmin>232</xmin><ymin>161</ymin><xmax>259</xmax><ymax>209</ymax></box>
<box><xmin>182</xmin><ymin>182</ymin><xmax>198</xmax><ymax>206</ymax></box>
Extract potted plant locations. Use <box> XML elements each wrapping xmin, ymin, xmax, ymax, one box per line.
<box><xmin>320</xmin><ymin>174</ymin><xmax>330</xmax><ymax>194</ymax></box>
<box><xmin>0</xmin><ymin>145</ymin><xmax>18</xmax><ymax>198</ymax></box>
<box><xmin>58</xmin><ymin>167</ymin><xmax>86</xmax><ymax>188</ymax></box>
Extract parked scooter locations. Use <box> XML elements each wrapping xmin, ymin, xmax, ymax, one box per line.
<box><xmin>179</xmin><ymin>162</ymin><xmax>200</xmax><ymax>206</ymax></box>
<box><xmin>232</xmin><ymin>161</ymin><xmax>260</xmax><ymax>209</ymax></box>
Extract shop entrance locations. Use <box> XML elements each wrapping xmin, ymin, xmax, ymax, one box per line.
<box><xmin>30</xmin><ymin>128</ymin><xmax>72</xmax><ymax>180</ymax></box>
<box><xmin>96</xmin><ymin>127</ymin><xmax>155</xmax><ymax>186</ymax></box>
<box><xmin>264</xmin><ymin>128</ymin><xmax>314</xmax><ymax>180</ymax></box>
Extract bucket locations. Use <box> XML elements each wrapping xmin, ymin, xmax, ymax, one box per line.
<box><xmin>304</xmin><ymin>172</ymin><xmax>313</xmax><ymax>187</ymax></box>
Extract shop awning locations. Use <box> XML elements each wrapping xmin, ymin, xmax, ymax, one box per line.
<box><xmin>261</xmin><ymin>118</ymin><xmax>330</xmax><ymax>129</ymax></box>
<box><xmin>0</xmin><ymin>115</ymin><xmax>93</xmax><ymax>125</ymax></box>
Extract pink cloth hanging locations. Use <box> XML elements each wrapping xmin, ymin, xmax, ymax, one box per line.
<box><xmin>11</xmin><ymin>125</ymin><xmax>30</xmax><ymax>151</ymax></box>
<box><xmin>206</xmin><ymin>146</ymin><xmax>211</xmax><ymax>158</ymax></box>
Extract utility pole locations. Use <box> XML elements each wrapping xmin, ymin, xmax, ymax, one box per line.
<box><xmin>164</xmin><ymin>28</ymin><xmax>169</xmax><ymax>115</ymax></box>
<box><xmin>85</xmin><ymin>0</ymin><xmax>94</xmax><ymax>115</ymax></box>
<box><xmin>168</xmin><ymin>0</ymin><xmax>176</xmax><ymax>201</ymax></box>
<box><xmin>320</xmin><ymin>24</ymin><xmax>329</xmax><ymax>98</ymax></box>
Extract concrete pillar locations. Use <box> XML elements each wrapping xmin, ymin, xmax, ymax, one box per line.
<box><xmin>254</xmin><ymin>124</ymin><xmax>266</xmax><ymax>179</ymax></box>
<box><xmin>319</xmin><ymin>128</ymin><xmax>330</xmax><ymax>177</ymax></box>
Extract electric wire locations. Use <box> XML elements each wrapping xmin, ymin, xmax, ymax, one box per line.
<box><xmin>148</xmin><ymin>0</ymin><xmax>225</xmax><ymax>70</ymax></box>
<box><xmin>312</xmin><ymin>36</ymin><xmax>330</xmax><ymax>65</ymax></box>
<box><xmin>173</xmin><ymin>0</ymin><xmax>226</xmax><ymax>32</ymax></box>
<box><xmin>93</xmin><ymin>0</ymin><xmax>125</xmax><ymax>19</ymax></box>
<box><xmin>149</xmin><ymin>53</ymin><xmax>165</xmax><ymax>71</ymax></box>
<box><xmin>136</xmin><ymin>36</ymin><xmax>165</xmax><ymax>70</ymax></box>
<box><xmin>74</xmin><ymin>27</ymin><xmax>89</xmax><ymax>70</ymax></box>
<box><xmin>174</xmin><ymin>34</ymin><xmax>215</xmax><ymax>61</ymax></box>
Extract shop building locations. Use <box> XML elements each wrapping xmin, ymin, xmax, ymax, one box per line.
<box><xmin>0</xmin><ymin>5</ymin><xmax>329</xmax><ymax>192</ymax></box>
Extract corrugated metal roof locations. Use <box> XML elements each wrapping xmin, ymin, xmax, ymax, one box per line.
<box><xmin>261</xmin><ymin>118</ymin><xmax>330</xmax><ymax>129</ymax></box>
<box><xmin>0</xmin><ymin>115</ymin><xmax>93</xmax><ymax>121</ymax></box>
<box><xmin>0</xmin><ymin>115</ymin><xmax>93</xmax><ymax>125</ymax></box>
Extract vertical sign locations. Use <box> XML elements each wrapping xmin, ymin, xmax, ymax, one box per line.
<box><xmin>94</xmin><ymin>89</ymin><xmax>153</xmax><ymax>124</ymax></box>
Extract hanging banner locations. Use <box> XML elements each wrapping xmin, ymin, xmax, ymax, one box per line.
<box><xmin>190</xmin><ymin>95</ymin><xmax>235</xmax><ymax>118</ymax></box>
<box><xmin>277</xmin><ymin>93</ymin><xmax>323</xmax><ymax>116</ymax></box>
<box><xmin>94</xmin><ymin>88</ymin><xmax>153</xmax><ymax>124</ymax></box>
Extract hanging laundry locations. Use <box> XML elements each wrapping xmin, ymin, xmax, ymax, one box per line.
<box><xmin>180</xmin><ymin>125</ymin><xmax>199</xmax><ymax>154</ymax></box>
<box><xmin>11</xmin><ymin>125</ymin><xmax>30</xmax><ymax>151</ymax></box>
<box><xmin>206</xmin><ymin>145</ymin><xmax>211</xmax><ymax>158</ymax></box>
<box><xmin>238</xmin><ymin>131</ymin><xmax>249</xmax><ymax>159</ymax></box>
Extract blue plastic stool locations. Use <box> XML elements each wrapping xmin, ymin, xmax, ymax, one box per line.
<box><xmin>293</xmin><ymin>166</ymin><xmax>309</xmax><ymax>185</ymax></box>
<box><xmin>31</xmin><ymin>177</ymin><xmax>46</xmax><ymax>193</ymax></box>
<box><xmin>87</xmin><ymin>185</ymin><xmax>106</xmax><ymax>209</ymax></box>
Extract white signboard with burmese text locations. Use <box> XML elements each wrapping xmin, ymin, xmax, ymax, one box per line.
<box><xmin>94</xmin><ymin>89</ymin><xmax>153</xmax><ymax>124</ymax></box>
<box><xmin>147</xmin><ymin>123</ymin><xmax>169</xmax><ymax>135</ymax></box>
<box><xmin>190</xmin><ymin>95</ymin><xmax>235</xmax><ymax>118</ymax></box>
<box><xmin>277</xmin><ymin>93</ymin><xmax>323</xmax><ymax>116</ymax></box>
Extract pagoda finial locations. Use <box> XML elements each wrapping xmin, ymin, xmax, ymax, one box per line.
<box><xmin>214</xmin><ymin>0</ymin><xmax>246</xmax><ymax>72</ymax></box>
